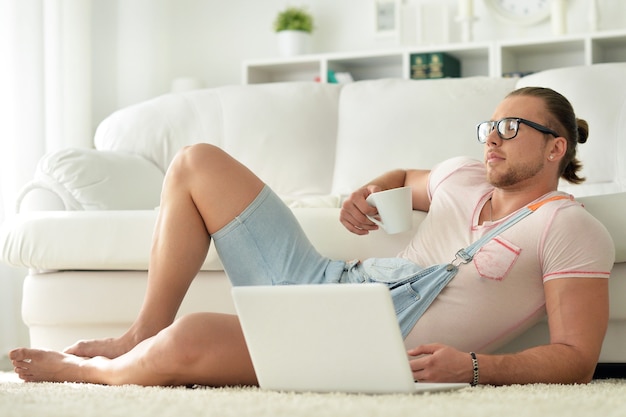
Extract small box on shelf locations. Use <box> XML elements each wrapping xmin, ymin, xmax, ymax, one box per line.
<box><xmin>502</xmin><ymin>71</ymin><xmax>535</xmax><ymax>78</ymax></box>
<box><xmin>410</xmin><ymin>52</ymin><xmax>461</xmax><ymax>79</ymax></box>
<box><xmin>327</xmin><ymin>70</ymin><xmax>354</xmax><ymax>84</ymax></box>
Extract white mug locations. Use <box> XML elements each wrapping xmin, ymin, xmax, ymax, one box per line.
<box><xmin>365</xmin><ymin>186</ymin><xmax>413</xmax><ymax>234</ymax></box>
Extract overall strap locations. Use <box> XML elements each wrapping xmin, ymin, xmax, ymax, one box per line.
<box><xmin>452</xmin><ymin>195</ymin><xmax>571</xmax><ymax>265</ymax></box>
<box><xmin>526</xmin><ymin>195</ymin><xmax>573</xmax><ymax>211</ymax></box>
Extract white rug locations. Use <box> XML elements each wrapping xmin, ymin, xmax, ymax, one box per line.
<box><xmin>2</xmin><ymin>371</ymin><xmax>626</xmax><ymax>417</ymax></box>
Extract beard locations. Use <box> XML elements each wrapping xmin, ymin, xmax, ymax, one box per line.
<box><xmin>488</xmin><ymin>158</ymin><xmax>545</xmax><ymax>188</ymax></box>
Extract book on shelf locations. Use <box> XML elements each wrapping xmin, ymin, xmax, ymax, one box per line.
<box><xmin>410</xmin><ymin>52</ymin><xmax>460</xmax><ymax>79</ymax></box>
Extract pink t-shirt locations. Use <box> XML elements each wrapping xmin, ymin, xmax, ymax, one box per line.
<box><xmin>398</xmin><ymin>157</ymin><xmax>614</xmax><ymax>353</ymax></box>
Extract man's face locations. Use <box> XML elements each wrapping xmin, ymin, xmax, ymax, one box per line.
<box><xmin>483</xmin><ymin>95</ymin><xmax>553</xmax><ymax>190</ymax></box>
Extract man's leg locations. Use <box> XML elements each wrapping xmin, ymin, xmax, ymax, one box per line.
<box><xmin>65</xmin><ymin>144</ymin><xmax>265</xmax><ymax>358</ymax></box>
<box><xmin>11</xmin><ymin>312</ymin><xmax>257</xmax><ymax>387</ymax></box>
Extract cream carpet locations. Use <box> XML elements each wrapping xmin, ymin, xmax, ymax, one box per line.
<box><xmin>2</xmin><ymin>371</ymin><xmax>626</xmax><ymax>417</ymax></box>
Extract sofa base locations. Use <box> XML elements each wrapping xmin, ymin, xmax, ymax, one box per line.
<box><xmin>22</xmin><ymin>271</ymin><xmax>235</xmax><ymax>350</ymax></box>
<box><xmin>594</xmin><ymin>363</ymin><xmax>626</xmax><ymax>379</ymax></box>
<box><xmin>22</xmin><ymin>269</ymin><xmax>626</xmax><ymax>365</ymax></box>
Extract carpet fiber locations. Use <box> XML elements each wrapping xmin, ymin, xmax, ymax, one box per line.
<box><xmin>2</xmin><ymin>372</ymin><xmax>626</xmax><ymax>417</ymax></box>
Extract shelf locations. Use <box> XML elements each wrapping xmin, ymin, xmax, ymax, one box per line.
<box><xmin>499</xmin><ymin>37</ymin><xmax>586</xmax><ymax>76</ymax></box>
<box><xmin>328</xmin><ymin>53</ymin><xmax>404</xmax><ymax>81</ymax></box>
<box><xmin>243</xmin><ymin>30</ymin><xmax>626</xmax><ymax>84</ymax></box>
<box><xmin>422</xmin><ymin>44</ymin><xmax>491</xmax><ymax>77</ymax></box>
<box><xmin>591</xmin><ymin>31</ymin><xmax>626</xmax><ymax>64</ymax></box>
<box><xmin>244</xmin><ymin>58</ymin><xmax>322</xmax><ymax>84</ymax></box>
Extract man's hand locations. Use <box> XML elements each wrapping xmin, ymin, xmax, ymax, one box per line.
<box><xmin>407</xmin><ymin>344</ymin><xmax>474</xmax><ymax>384</ymax></box>
<box><xmin>340</xmin><ymin>168</ymin><xmax>430</xmax><ymax>235</ymax></box>
<box><xmin>339</xmin><ymin>185</ymin><xmax>381</xmax><ymax>235</ymax></box>
<box><xmin>408</xmin><ymin>278</ymin><xmax>609</xmax><ymax>386</ymax></box>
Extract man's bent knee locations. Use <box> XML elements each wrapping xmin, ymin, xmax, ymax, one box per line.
<box><xmin>170</xmin><ymin>143</ymin><xmax>224</xmax><ymax>178</ymax></box>
<box><xmin>151</xmin><ymin>314</ymin><xmax>209</xmax><ymax>368</ymax></box>
<box><xmin>140</xmin><ymin>313</ymin><xmax>256</xmax><ymax>386</ymax></box>
<box><xmin>165</xmin><ymin>143</ymin><xmax>264</xmax><ymax>234</ymax></box>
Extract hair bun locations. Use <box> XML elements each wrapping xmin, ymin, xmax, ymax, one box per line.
<box><xmin>576</xmin><ymin>118</ymin><xmax>589</xmax><ymax>144</ymax></box>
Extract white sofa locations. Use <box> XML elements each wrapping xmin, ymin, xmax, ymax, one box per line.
<box><xmin>2</xmin><ymin>63</ymin><xmax>626</xmax><ymax>369</ymax></box>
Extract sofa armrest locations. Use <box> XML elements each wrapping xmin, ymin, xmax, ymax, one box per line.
<box><xmin>16</xmin><ymin>148</ymin><xmax>165</xmax><ymax>212</ymax></box>
<box><xmin>0</xmin><ymin>210</ymin><xmax>163</xmax><ymax>271</ymax></box>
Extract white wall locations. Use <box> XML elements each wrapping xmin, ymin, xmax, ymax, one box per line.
<box><xmin>91</xmin><ymin>0</ymin><xmax>626</xmax><ymax>133</ymax></box>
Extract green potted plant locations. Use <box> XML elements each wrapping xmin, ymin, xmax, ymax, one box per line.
<box><xmin>273</xmin><ymin>6</ymin><xmax>314</xmax><ymax>33</ymax></box>
<box><xmin>273</xmin><ymin>6</ymin><xmax>314</xmax><ymax>56</ymax></box>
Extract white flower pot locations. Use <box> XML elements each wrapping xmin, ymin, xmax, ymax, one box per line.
<box><xmin>276</xmin><ymin>30</ymin><xmax>311</xmax><ymax>57</ymax></box>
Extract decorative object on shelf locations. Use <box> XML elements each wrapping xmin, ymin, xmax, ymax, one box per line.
<box><xmin>588</xmin><ymin>0</ymin><xmax>599</xmax><ymax>32</ymax></box>
<box><xmin>273</xmin><ymin>6</ymin><xmax>314</xmax><ymax>57</ymax></box>
<box><xmin>327</xmin><ymin>70</ymin><xmax>354</xmax><ymax>84</ymax></box>
<box><xmin>455</xmin><ymin>0</ymin><xmax>477</xmax><ymax>42</ymax></box>
<box><xmin>551</xmin><ymin>0</ymin><xmax>568</xmax><ymax>35</ymax></box>
<box><xmin>410</xmin><ymin>53</ymin><xmax>460</xmax><ymax>79</ymax></box>
<box><xmin>416</xmin><ymin>3</ymin><xmax>450</xmax><ymax>45</ymax></box>
<box><xmin>374</xmin><ymin>0</ymin><xmax>400</xmax><ymax>38</ymax></box>
<box><xmin>484</xmin><ymin>0</ymin><xmax>551</xmax><ymax>26</ymax></box>
<box><xmin>398</xmin><ymin>2</ymin><xmax>416</xmax><ymax>45</ymax></box>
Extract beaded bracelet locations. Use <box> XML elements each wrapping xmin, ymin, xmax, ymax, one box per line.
<box><xmin>470</xmin><ymin>352</ymin><xmax>479</xmax><ymax>386</ymax></box>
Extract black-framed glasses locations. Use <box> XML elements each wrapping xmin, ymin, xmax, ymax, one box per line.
<box><xmin>476</xmin><ymin>117</ymin><xmax>560</xmax><ymax>143</ymax></box>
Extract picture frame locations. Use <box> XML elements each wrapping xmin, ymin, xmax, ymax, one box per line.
<box><xmin>374</xmin><ymin>0</ymin><xmax>400</xmax><ymax>38</ymax></box>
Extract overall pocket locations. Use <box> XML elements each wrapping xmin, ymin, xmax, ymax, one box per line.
<box><xmin>359</xmin><ymin>258</ymin><xmax>427</xmax><ymax>284</ymax></box>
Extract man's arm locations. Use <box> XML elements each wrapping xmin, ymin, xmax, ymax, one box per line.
<box><xmin>479</xmin><ymin>277</ymin><xmax>608</xmax><ymax>384</ymax></box>
<box><xmin>407</xmin><ymin>277</ymin><xmax>609</xmax><ymax>385</ymax></box>
<box><xmin>340</xmin><ymin>169</ymin><xmax>430</xmax><ymax>235</ymax></box>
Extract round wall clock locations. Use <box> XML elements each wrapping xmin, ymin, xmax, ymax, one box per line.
<box><xmin>484</xmin><ymin>0</ymin><xmax>552</xmax><ymax>26</ymax></box>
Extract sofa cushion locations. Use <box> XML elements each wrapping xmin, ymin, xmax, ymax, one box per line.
<box><xmin>94</xmin><ymin>89</ymin><xmax>225</xmax><ymax>172</ymax></box>
<box><xmin>331</xmin><ymin>77</ymin><xmax>518</xmax><ymax>196</ymax></box>
<box><xmin>217</xmin><ymin>82</ymin><xmax>342</xmax><ymax>197</ymax></box>
<box><xmin>96</xmin><ymin>82</ymin><xmax>342</xmax><ymax>198</ymax></box>
<box><xmin>577</xmin><ymin>192</ymin><xmax>626</xmax><ymax>263</ymax></box>
<box><xmin>515</xmin><ymin>63</ymin><xmax>626</xmax><ymax>197</ymax></box>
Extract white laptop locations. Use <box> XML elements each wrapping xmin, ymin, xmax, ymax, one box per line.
<box><xmin>232</xmin><ymin>283</ymin><xmax>469</xmax><ymax>394</ymax></box>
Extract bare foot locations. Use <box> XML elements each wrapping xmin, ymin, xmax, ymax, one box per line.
<box><xmin>10</xmin><ymin>348</ymin><xmax>95</xmax><ymax>383</ymax></box>
<box><xmin>64</xmin><ymin>336</ymin><xmax>134</xmax><ymax>359</ymax></box>
<box><xmin>64</xmin><ymin>324</ymin><xmax>163</xmax><ymax>359</ymax></box>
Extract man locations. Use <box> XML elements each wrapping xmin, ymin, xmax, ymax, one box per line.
<box><xmin>10</xmin><ymin>87</ymin><xmax>614</xmax><ymax>387</ymax></box>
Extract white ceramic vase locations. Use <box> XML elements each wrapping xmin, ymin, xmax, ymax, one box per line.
<box><xmin>276</xmin><ymin>30</ymin><xmax>311</xmax><ymax>57</ymax></box>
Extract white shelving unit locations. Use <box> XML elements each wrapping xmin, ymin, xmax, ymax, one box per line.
<box><xmin>243</xmin><ymin>30</ymin><xmax>626</xmax><ymax>84</ymax></box>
